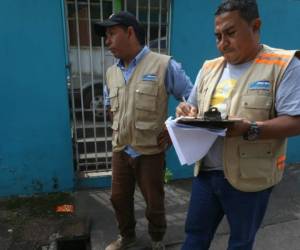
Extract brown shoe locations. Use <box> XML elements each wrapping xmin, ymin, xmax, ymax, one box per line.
<box><xmin>105</xmin><ymin>235</ymin><xmax>137</xmax><ymax>250</ymax></box>
<box><xmin>151</xmin><ymin>241</ymin><xmax>165</xmax><ymax>250</ymax></box>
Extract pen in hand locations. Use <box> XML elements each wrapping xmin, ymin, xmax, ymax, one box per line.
<box><xmin>181</xmin><ymin>96</ymin><xmax>191</xmax><ymax>116</ymax></box>
<box><xmin>181</xmin><ymin>96</ymin><xmax>197</xmax><ymax>117</ymax></box>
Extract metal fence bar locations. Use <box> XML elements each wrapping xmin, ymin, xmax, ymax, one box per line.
<box><xmin>166</xmin><ymin>0</ymin><xmax>171</xmax><ymax>55</ymax></box>
<box><xmin>136</xmin><ymin>0</ymin><xmax>139</xmax><ymax>19</ymax></box>
<box><xmin>124</xmin><ymin>0</ymin><xmax>127</xmax><ymax>11</ymax></box>
<box><xmin>100</xmin><ymin>0</ymin><xmax>110</xmax><ymax>169</ymax></box>
<box><xmin>75</xmin><ymin>0</ymin><xmax>88</xmax><ymax>169</ymax></box>
<box><xmin>158</xmin><ymin>0</ymin><xmax>162</xmax><ymax>54</ymax></box>
<box><xmin>78</xmin><ymin>162</ymin><xmax>112</xmax><ymax>166</ymax></box>
<box><xmin>87</xmin><ymin>0</ymin><xmax>99</xmax><ymax>165</ymax></box>
<box><xmin>147</xmin><ymin>0</ymin><xmax>151</xmax><ymax>46</ymax></box>
<box><xmin>112</xmin><ymin>0</ymin><xmax>115</xmax><ymax>15</ymax></box>
<box><xmin>64</xmin><ymin>1</ymin><xmax>80</xmax><ymax>170</ymax></box>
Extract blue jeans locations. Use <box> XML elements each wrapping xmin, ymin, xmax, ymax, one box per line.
<box><xmin>182</xmin><ymin>171</ymin><xmax>272</xmax><ymax>250</ymax></box>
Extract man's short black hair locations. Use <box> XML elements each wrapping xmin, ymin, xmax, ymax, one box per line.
<box><xmin>215</xmin><ymin>0</ymin><xmax>260</xmax><ymax>23</ymax></box>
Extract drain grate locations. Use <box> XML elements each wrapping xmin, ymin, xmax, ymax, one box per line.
<box><xmin>57</xmin><ymin>237</ymin><xmax>90</xmax><ymax>250</ymax></box>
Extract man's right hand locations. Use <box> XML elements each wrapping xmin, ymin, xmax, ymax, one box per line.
<box><xmin>176</xmin><ymin>102</ymin><xmax>198</xmax><ymax>117</ymax></box>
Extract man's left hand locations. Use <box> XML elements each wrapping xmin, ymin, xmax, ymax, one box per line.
<box><xmin>158</xmin><ymin>126</ymin><xmax>172</xmax><ymax>150</ymax></box>
<box><xmin>226</xmin><ymin>118</ymin><xmax>250</xmax><ymax>137</ymax></box>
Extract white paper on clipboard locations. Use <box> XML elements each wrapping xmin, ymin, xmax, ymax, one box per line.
<box><xmin>165</xmin><ymin>117</ymin><xmax>226</xmax><ymax>165</ymax></box>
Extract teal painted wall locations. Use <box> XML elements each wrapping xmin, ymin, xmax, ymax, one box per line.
<box><xmin>260</xmin><ymin>1</ymin><xmax>300</xmax><ymax>164</ymax></box>
<box><xmin>0</xmin><ymin>0</ymin><xmax>74</xmax><ymax>197</ymax></box>
<box><xmin>168</xmin><ymin>0</ymin><xmax>300</xmax><ymax>179</ymax></box>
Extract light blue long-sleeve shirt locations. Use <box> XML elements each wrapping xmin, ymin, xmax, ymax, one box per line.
<box><xmin>105</xmin><ymin>46</ymin><xmax>193</xmax><ymax>158</ymax></box>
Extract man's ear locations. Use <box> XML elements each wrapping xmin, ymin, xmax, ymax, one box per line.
<box><xmin>252</xmin><ymin>18</ymin><xmax>261</xmax><ymax>33</ymax></box>
<box><xmin>127</xmin><ymin>26</ymin><xmax>135</xmax><ymax>39</ymax></box>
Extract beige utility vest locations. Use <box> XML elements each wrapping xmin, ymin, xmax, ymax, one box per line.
<box><xmin>107</xmin><ymin>51</ymin><xmax>170</xmax><ymax>154</ymax></box>
<box><xmin>195</xmin><ymin>45</ymin><xmax>299</xmax><ymax>192</ymax></box>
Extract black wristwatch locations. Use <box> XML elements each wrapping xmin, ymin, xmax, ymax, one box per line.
<box><xmin>243</xmin><ymin>121</ymin><xmax>260</xmax><ymax>141</ymax></box>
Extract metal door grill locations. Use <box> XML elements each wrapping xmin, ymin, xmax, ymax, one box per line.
<box><xmin>64</xmin><ymin>0</ymin><xmax>171</xmax><ymax>178</ymax></box>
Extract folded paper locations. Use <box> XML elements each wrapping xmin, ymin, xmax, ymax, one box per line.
<box><xmin>165</xmin><ymin>117</ymin><xmax>226</xmax><ymax>165</ymax></box>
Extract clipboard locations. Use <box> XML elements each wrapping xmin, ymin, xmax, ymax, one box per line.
<box><xmin>176</xmin><ymin>117</ymin><xmax>239</xmax><ymax>129</ymax></box>
<box><xmin>176</xmin><ymin>107</ymin><xmax>242</xmax><ymax>129</ymax></box>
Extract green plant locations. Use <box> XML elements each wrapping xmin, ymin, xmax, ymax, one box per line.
<box><xmin>164</xmin><ymin>168</ymin><xmax>173</xmax><ymax>183</ymax></box>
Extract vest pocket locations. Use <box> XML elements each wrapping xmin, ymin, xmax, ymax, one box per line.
<box><xmin>134</xmin><ymin>84</ymin><xmax>160</xmax><ymax>146</ymax></box>
<box><xmin>135</xmin><ymin>84</ymin><xmax>158</xmax><ymax>122</ymax></box>
<box><xmin>241</xmin><ymin>94</ymin><xmax>272</xmax><ymax>120</ymax></box>
<box><xmin>239</xmin><ymin>143</ymin><xmax>273</xmax><ymax>179</ymax></box>
<box><xmin>134</xmin><ymin>121</ymin><xmax>158</xmax><ymax>146</ymax></box>
<box><xmin>109</xmin><ymin>87</ymin><xmax>119</xmax><ymax>111</ymax></box>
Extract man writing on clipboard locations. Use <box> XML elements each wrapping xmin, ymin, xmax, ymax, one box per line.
<box><xmin>176</xmin><ymin>0</ymin><xmax>300</xmax><ymax>249</ymax></box>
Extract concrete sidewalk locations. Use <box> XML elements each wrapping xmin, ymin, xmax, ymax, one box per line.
<box><xmin>75</xmin><ymin>164</ymin><xmax>300</xmax><ymax>250</ymax></box>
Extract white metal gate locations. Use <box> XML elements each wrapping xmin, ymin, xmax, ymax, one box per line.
<box><xmin>64</xmin><ymin>0</ymin><xmax>171</xmax><ymax>178</ymax></box>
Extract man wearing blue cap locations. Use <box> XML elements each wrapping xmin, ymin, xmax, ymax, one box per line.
<box><xmin>95</xmin><ymin>11</ymin><xmax>193</xmax><ymax>250</ymax></box>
